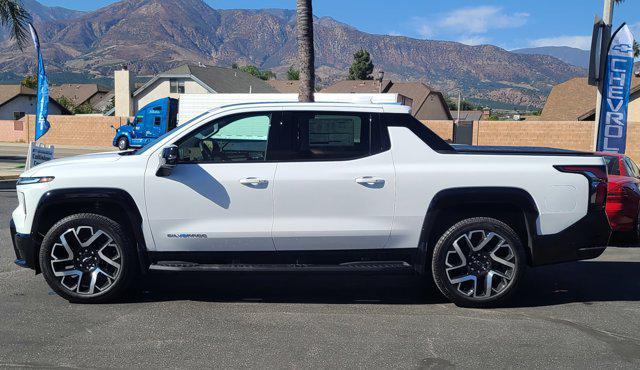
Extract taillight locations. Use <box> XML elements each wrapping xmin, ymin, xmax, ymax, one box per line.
<box><xmin>554</xmin><ymin>165</ymin><xmax>608</xmax><ymax>209</ymax></box>
<box><xmin>606</xmin><ymin>183</ymin><xmax>625</xmax><ymax>212</ymax></box>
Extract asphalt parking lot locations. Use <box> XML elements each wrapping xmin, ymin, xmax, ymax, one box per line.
<box><xmin>1</xmin><ymin>184</ymin><xmax>640</xmax><ymax>368</ymax></box>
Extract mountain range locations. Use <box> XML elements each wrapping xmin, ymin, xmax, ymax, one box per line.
<box><xmin>0</xmin><ymin>0</ymin><xmax>588</xmax><ymax>109</ymax></box>
<box><xmin>512</xmin><ymin>46</ymin><xmax>590</xmax><ymax>69</ymax></box>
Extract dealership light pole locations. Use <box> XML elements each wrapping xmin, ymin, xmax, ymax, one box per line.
<box><xmin>593</xmin><ymin>0</ymin><xmax>614</xmax><ymax>150</ymax></box>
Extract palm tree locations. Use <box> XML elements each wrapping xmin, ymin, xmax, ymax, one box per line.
<box><xmin>0</xmin><ymin>0</ymin><xmax>31</xmax><ymax>50</ymax></box>
<box><xmin>296</xmin><ymin>0</ymin><xmax>315</xmax><ymax>102</ymax></box>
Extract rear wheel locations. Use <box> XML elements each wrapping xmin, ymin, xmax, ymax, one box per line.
<box><xmin>117</xmin><ymin>137</ymin><xmax>129</xmax><ymax>150</ymax></box>
<box><xmin>39</xmin><ymin>214</ymin><xmax>137</xmax><ymax>303</ymax></box>
<box><xmin>432</xmin><ymin>217</ymin><xmax>526</xmax><ymax>307</ymax></box>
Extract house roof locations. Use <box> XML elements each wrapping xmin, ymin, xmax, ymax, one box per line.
<box><xmin>321</xmin><ymin>80</ymin><xmax>392</xmax><ymax>94</ymax></box>
<box><xmin>134</xmin><ymin>64</ymin><xmax>278</xmax><ymax>96</ymax></box>
<box><xmin>267</xmin><ymin>80</ymin><xmax>300</xmax><ymax>93</ymax></box>
<box><xmin>322</xmin><ymin>80</ymin><xmax>452</xmax><ymax>120</ymax></box>
<box><xmin>455</xmin><ymin>110</ymin><xmax>484</xmax><ymax>121</ymax></box>
<box><xmin>0</xmin><ymin>84</ymin><xmax>71</xmax><ymax>114</ymax></box>
<box><xmin>541</xmin><ymin>76</ymin><xmax>640</xmax><ymax>121</ymax></box>
<box><xmin>50</xmin><ymin>83</ymin><xmax>111</xmax><ymax>107</ymax></box>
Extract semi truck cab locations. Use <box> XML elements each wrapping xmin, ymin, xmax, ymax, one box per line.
<box><xmin>112</xmin><ymin>98</ymin><xmax>178</xmax><ymax>150</ymax></box>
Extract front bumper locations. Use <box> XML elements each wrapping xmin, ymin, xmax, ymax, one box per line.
<box><xmin>10</xmin><ymin>219</ymin><xmax>37</xmax><ymax>271</ymax></box>
<box><xmin>530</xmin><ymin>206</ymin><xmax>611</xmax><ymax>266</ymax></box>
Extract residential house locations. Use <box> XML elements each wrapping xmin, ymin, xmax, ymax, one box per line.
<box><xmin>0</xmin><ymin>85</ymin><xmax>69</xmax><ymax>120</ymax></box>
<box><xmin>129</xmin><ymin>64</ymin><xmax>278</xmax><ymax>112</ymax></box>
<box><xmin>541</xmin><ymin>76</ymin><xmax>640</xmax><ymax>121</ymax></box>
<box><xmin>321</xmin><ymin>80</ymin><xmax>452</xmax><ymax>120</ymax></box>
<box><xmin>50</xmin><ymin>84</ymin><xmax>111</xmax><ymax>109</ymax></box>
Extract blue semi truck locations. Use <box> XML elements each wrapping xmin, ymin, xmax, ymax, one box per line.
<box><xmin>112</xmin><ymin>98</ymin><xmax>179</xmax><ymax>150</ymax></box>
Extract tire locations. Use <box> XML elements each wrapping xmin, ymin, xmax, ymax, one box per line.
<box><xmin>431</xmin><ymin>217</ymin><xmax>526</xmax><ymax>308</ymax></box>
<box><xmin>117</xmin><ymin>137</ymin><xmax>129</xmax><ymax>150</ymax></box>
<box><xmin>39</xmin><ymin>213</ymin><xmax>138</xmax><ymax>303</ymax></box>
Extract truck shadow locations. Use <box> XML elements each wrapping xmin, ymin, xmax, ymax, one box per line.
<box><xmin>129</xmin><ymin>261</ymin><xmax>640</xmax><ymax>307</ymax></box>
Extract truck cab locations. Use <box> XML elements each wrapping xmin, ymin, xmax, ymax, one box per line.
<box><xmin>113</xmin><ymin>98</ymin><xmax>178</xmax><ymax>150</ymax></box>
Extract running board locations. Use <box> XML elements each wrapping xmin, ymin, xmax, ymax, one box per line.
<box><xmin>149</xmin><ymin>261</ymin><xmax>413</xmax><ymax>273</ymax></box>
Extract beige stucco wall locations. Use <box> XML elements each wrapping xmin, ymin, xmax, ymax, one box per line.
<box><xmin>0</xmin><ymin>95</ymin><xmax>63</xmax><ymax>120</ymax></box>
<box><xmin>628</xmin><ymin>92</ymin><xmax>640</xmax><ymax>122</ymax></box>
<box><xmin>134</xmin><ymin>78</ymin><xmax>209</xmax><ymax>111</ymax></box>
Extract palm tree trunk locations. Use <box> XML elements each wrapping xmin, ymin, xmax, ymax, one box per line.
<box><xmin>296</xmin><ymin>0</ymin><xmax>315</xmax><ymax>102</ymax></box>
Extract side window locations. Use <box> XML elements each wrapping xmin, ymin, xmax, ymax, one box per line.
<box><xmin>177</xmin><ymin>112</ymin><xmax>273</xmax><ymax>163</ymax></box>
<box><xmin>624</xmin><ymin>157</ymin><xmax>639</xmax><ymax>177</ymax></box>
<box><xmin>271</xmin><ymin>111</ymin><xmax>371</xmax><ymax>161</ymax></box>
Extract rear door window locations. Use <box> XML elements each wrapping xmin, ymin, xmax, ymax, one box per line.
<box><xmin>269</xmin><ymin>111</ymin><xmax>372</xmax><ymax>161</ymax></box>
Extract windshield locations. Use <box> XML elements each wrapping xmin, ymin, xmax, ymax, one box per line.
<box><xmin>133</xmin><ymin>110</ymin><xmax>214</xmax><ymax>155</ymax></box>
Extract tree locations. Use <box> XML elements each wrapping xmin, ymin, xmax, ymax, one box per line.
<box><xmin>21</xmin><ymin>74</ymin><xmax>37</xmax><ymax>89</ymax></box>
<box><xmin>348</xmin><ymin>49</ymin><xmax>374</xmax><ymax>80</ymax></box>
<box><xmin>286</xmin><ymin>65</ymin><xmax>300</xmax><ymax>80</ymax></box>
<box><xmin>634</xmin><ymin>40</ymin><xmax>639</xmax><ymax>59</ymax></box>
<box><xmin>56</xmin><ymin>96</ymin><xmax>75</xmax><ymax>113</ymax></box>
<box><xmin>296</xmin><ymin>0</ymin><xmax>315</xmax><ymax>102</ymax></box>
<box><xmin>445</xmin><ymin>96</ymin><xmax>481</xmax><ymax>111</ymax></box>
<box><xmin>102</xmin><ymin>96</ymin><xmax>115</xmax><ymax>114</ymax></box>
<box><xmin>233</xmin><ymin>64</ymin><xmax>276</xmax><ymax>80</ymax></box>
<box><xmin>0</xmin><ymin>0</ymin><xmax>31</xmax><ymax>50</ymax></box>
<box><xmin>74</xmin><ymin>102</ymin><xmax>95</xmax><ymax>114</ymax></box>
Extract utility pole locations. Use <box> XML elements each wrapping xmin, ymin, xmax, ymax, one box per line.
<box><xmin>593</xmin><ymin>0</ymin><xmax>614</xmax><ymax>150</ymax></box>
<box><xmin>456</xmin><ymin>91</ymin><xmax>461</xmax><ymax>124</ymax></box>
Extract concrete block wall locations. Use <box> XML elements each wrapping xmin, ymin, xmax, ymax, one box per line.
<box><xmin>475</xmin><ymin>120</ymin><xmax>596</xmax><ymax>151</ymax></box>
<box><xmin>0</xmin><ymin>115</ymin><xmax>126</xmax><ymax>147</ymax></box>
<box><xmin>0</xmin><ymin>120</ymin><xmax>28</xmax><ymax>143</ymax></box>
<box><xmin>420</xmin><ymin>120</ymin><xmax>454</xmax><ymax>142</ymax></box>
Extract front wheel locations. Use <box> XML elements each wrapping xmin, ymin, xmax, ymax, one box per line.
<box><xmin>39</xmin><ymin>214</ymin><xmax>137</xmax><ymax>303</ymax></box>
<box><xmin>432</xmin><ymin>217</ymin><xmax>526</xmax><ymax>307</ymax></box>
<box><xmin>117</xmin><ymin>137</ymin><xmax>129</xmax><ymax>150</ymax></box>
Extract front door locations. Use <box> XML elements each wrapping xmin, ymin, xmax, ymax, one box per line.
<box><xmin>270</xmin><ymin>110</ymin><xmax>396</xmax><ymax>251</ymax></box>
<box><xmin>145</xmin><ymin>111</ymin><xmax>280</xmax><ymax>252</ymax></box>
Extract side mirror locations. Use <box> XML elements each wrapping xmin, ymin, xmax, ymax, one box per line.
<box><xmin>156</xmin><ymin>145</ymin><xmax>179</xmax><ymax>177</ymax></box>
<box><xmin>110</xmin><ymin>125</ymin><xmax>116</xmax><ymax>130</ymax></box>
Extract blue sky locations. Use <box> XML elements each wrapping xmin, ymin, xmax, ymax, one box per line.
<box><xmin>39</xmin><ymin>0</ymin><xmax>640</xmax><ymax>50</ymax></box>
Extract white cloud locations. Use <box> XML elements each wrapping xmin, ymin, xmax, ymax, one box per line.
<box><xmin>438</xmin><ymin>6</ymin><xmax>529</xmax><ymax>34</ymax></box>
<box><xmin>410</xmin><ymin>17</ymin><xmax>434</xmax><ymax>39</ymax></box>
<box><xmin>529</xmin><ymin>35</ymin><xmax>591</xmax><ymax>50</ymax></box>
<box><xmin>408</xmin><ymin>6</ymin><xmax>528</xmax><ymax>43</ymax></box>
<box><xmin>628</xmin><ymin>22</ymin><xmax>640</xmax><ymax>38</ymax></box>
<box><xmin>388</xmin><ymin>30</ymin><xmax>403</xmax><ymax>37</ymax></box>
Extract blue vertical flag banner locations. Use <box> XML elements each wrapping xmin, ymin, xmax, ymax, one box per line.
<box><xmin>596</xmin><ymin>24</ymin><xmax>635</xmax><ymax>154</ymax></box>
<box><xmin>28</xmin><ymin>23</ymin><xmax>50</xmax><ymax>142</ymax></box>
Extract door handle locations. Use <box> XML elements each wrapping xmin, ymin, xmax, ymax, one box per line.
<box><xmin>240</xmin><ymin>177</ymin><xmax>269</xmax><ymax>186</ymax></box>
<box><xmin>355</xmin><ymin>176</ymin><xmax>385</xmax><ymax>185</ymax></box>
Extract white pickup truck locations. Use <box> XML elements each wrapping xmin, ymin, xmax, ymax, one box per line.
<box><xmin>10</xmin><ymin>102</ymin><xmax>611</xmax><ymax>307</ymax></box>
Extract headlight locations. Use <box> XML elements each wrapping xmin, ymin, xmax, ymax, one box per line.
<box><xmin>16</xmin><ymin>176</ymin><xmax>55</xmax><ymax>186</ymax></box>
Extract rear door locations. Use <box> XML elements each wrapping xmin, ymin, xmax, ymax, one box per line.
<box><xmin>270</xmin><ymin>110</ymin><xmax>396</xmax><ymax>251</ymax></box>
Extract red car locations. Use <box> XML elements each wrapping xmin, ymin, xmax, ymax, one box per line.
<box><xmin>597</xmin><ymin>152</ymin><xmax>640</xmax><ymax>244</ymax></box>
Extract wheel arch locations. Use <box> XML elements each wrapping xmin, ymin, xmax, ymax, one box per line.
<box><xmin>417</xmin><ymin>187</ymin><xmax>539</xmax><ymax>272</ymax></box>
<box><xmin>31</xmin><ymin>188</ymin><xmax>149</xmax><ymax>273</ymax></box>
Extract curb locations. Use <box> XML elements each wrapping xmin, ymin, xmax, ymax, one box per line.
<box><xmin>0</xmin><ymin>175</ymin><xmax>19</xmax><ymax>181</ymax></box>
